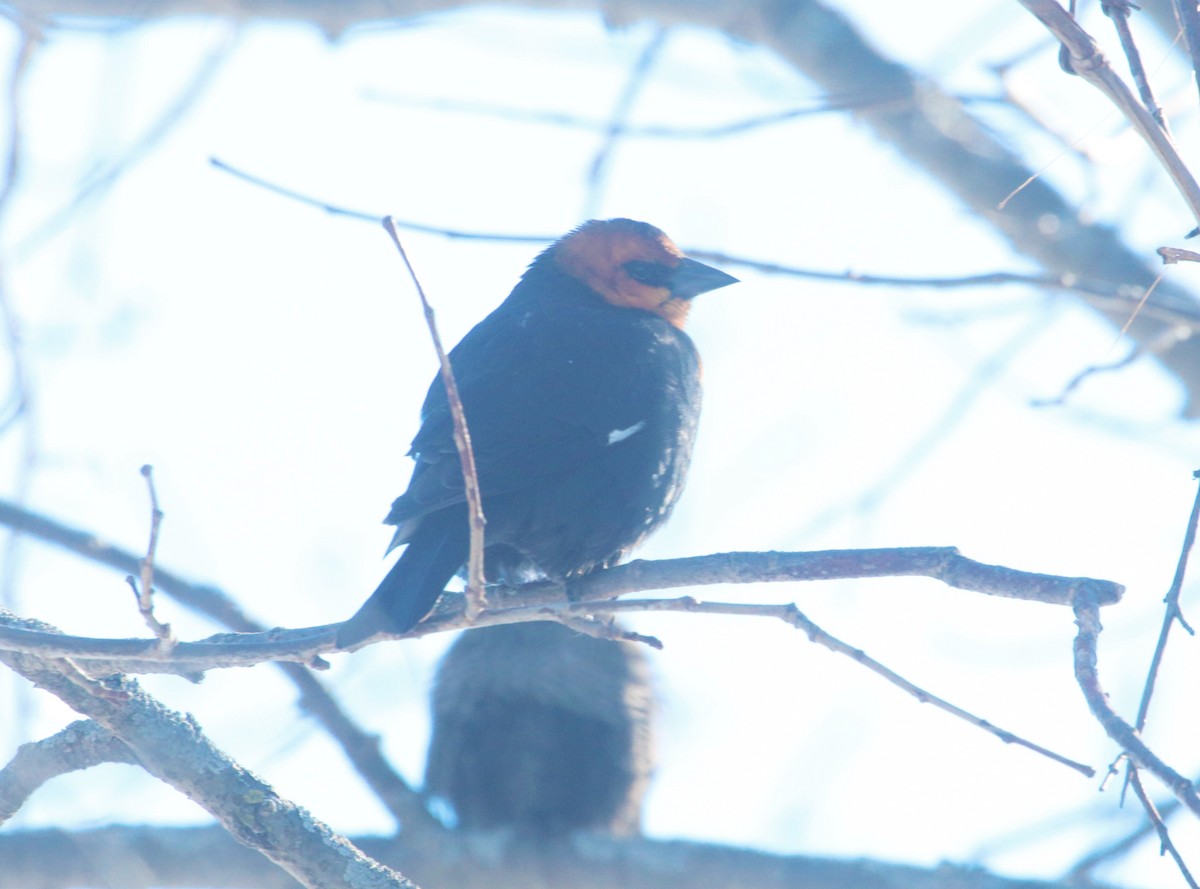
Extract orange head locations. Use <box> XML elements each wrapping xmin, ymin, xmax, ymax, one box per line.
<box><xmin>552</xmin><ymin>219</ymin><xmax>738</xmax><ymax>328</ymax></box>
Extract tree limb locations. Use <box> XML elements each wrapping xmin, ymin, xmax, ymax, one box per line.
<box><xmin>0</xmin><ymin>822</ymin><xmax>1127</xmax><ymax>889</ymax></box>
<box><xmin>0</xmin><ymin>616</ymin><xmax>416</xmax><ymax>888</ymax></box>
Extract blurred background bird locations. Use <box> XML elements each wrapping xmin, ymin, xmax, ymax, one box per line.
<box><xmin>424</xmin><ymin>620</ymin><xmax>655</xmax><ymax>837</ymax></box>
<box><xmin>337</xmin><ymin>218</ymin><xmax>737</xmax><ymax>647</ymax></box>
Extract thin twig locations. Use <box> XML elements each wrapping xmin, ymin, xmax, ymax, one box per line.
<box><xmin>360</xmin><ymin>88</ymin><xmax>914</xmax><ymax>139</ymax></box>
<box><xmin>1113</xmin><ymin>270</ymin><xmax>1165</xmax><ymax>344</ymax></box>
<box><xmin>689</xmin><ymin>250</ymin><xmax>1200</xmax><ymax>330</ymax></box>
<box><xmin>1132</xmin><ymin>471</ymin><xmax>1200</xmax><ymax>735</ymax></box>
<box><xmin>1030</xmin><ymin>343</ymin><xmax>1141</xmax><ymax>408</ymax></box>
<box><xmin>515</xmin><ymin>595</ymin><xmax>1096</xmax><ymax>777</ymax></box>
<box><xmin>211</xmin><ymin>158</ymin><xmax>1200</xmax><ymax>329</ymax></box>
<box><xmin>0</xmin><ymin>497</ymin><xmax>439</xmax><ymax>833</ymax></box>
<box><xmin>381</xmin><ymin>217</ymin><xmax>486</xmax><ymax>619</ymax></box>
<box><xmin>550</xmin><ymin>613</ymin><xmax>664</xmax><ymax>650</ymax></box>
<box><xmin>1069</xmin><ymin>788</ymin><xmax>1185</xmax><ymax>879</ymax></box>
<box><xmin>211</xmin><ymin>157</ymin><xmax>548</xmax><ymax>241</ymax></box>
<box><xmin>130</xmin><ymin>464</ymin><xmax>173</xmax><ymax>646</ymax></box>
<box><xmin>1128</xmin><ymin>767</ymin><xmax>1199</xmax><ymax>888</ymax></box>
<box><xmin>1016</xmin><ymin>0</ymin><xmax>1200</xmax><ymax>228</ymax></box>
<box><xmin>1171</xmin><ymin>0</ymin><xmax>1200</xmax><ymax>108</ymax></box>
<box><xmin>1103</xmin><ymin>1</ymin><xmax>1171</xmax><ymax>131</ymax></box>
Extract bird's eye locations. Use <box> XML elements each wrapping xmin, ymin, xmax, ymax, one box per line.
<box><xmin>623</xmin><ymin>260</ymin><xmax>673</xmax><ymax>287</ymax></box>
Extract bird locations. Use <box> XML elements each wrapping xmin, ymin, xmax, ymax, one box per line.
<box><xmin>336</xmin><ymin>218</ymin><xmax>738</xmax><ymax>648</ymax></box>
<box><xmin>424</xmin><ymin>620</ymin><xmax>655</xmax><ymax>837</ymax></box>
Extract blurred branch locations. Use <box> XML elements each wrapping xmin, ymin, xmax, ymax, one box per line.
<box><xmin>0</xmin><ymin>822</ymin><xmax>1126</xmax><ymax>889</ymax></box>
<box><xmin>1127</xmin><ymin>767</ymin><xmax>1198</xmax><ymax>887</ymax></box>
<box><xmin>19</xmin><ymin>0</ymin><xmax>1200</xmax><ymax>411</ymax></box>
<box><xmin>361</xmin><ymin>88</ymin><xmax>913</xmax><ymax>138</ymax></box>
<box><xmin>0</xmin><ymin>496</ymin><xmax>439</xmax><ymax>833</ymax></box>
<box><xmin>0</xmin><ymin>616</ymin><xmax>416</xmax><ymax>888</ymax></box>
<box><xmin>12</xmin><ymin>26</ymin><xmax>237</xmax><ymax>259</ymax></box>
<box><xmin>0</xmin><ymin>719</ymin><xmax>137</xmax><ymax>823</ymax></box>
<box><xmin>1170</xmin><ymin>0</ymin><xmax>1200</xmax><ymax>105</ymax></box>
<box><xmin>727</xmin><ymin>0</ymin><xmax>1200</xmax><ymax>414</ymax></box>
<box><xmin>210</xmin><ymin>157</ymin><xmax>549</xmax><ymax>240</ymax></box>
<box><xmin>583</xmin><ymin>26</ymin><xmax>666</xmax><ymax>217</ymax></box>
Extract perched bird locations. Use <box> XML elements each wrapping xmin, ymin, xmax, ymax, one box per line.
<box><xmin>337</xmin><ymin>219</ymin><xmax>737</xmax><ymax>648</ymax></box>
<box><xmin>424</xmin><ymin>620</ymin><xmax>655</xmax><ymax>836</ymax></box>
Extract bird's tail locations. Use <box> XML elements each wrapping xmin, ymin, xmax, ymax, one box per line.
<box><xmin>336</xmin><ymin>509</ymin><xmax>469</xmax><ymax>649</ymax></box>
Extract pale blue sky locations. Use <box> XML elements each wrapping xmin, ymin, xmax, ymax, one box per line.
<box><xmin>2</xmin><ymin>5</ymin><xmax>1199</xmax><ymax>887</ymax></box>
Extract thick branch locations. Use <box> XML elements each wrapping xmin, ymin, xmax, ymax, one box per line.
<box><xmin>0</xmin><ymin>823</ymin><xmax>1121</xmax><ymax>889</ymax></box>
<box><xmin>0</xmin><ymin>618</ymin><xmax>415</xmax><ymax>888</ymax></box>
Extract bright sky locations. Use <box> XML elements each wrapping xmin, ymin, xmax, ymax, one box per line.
<box><xmin>2</xmin><ymin>5</ymin><xmax>1200</xmax><ymax>887</ymax></box>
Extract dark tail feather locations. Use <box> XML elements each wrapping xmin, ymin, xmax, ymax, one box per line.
<box><xmin>337</xmin><ymin>510</ymin><xmax>469</xmax><ymax>649</ymax></box>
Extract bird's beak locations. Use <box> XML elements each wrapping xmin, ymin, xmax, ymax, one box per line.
<box><xmin>669</xmin><ymin>257</ymin><xmax>739</xmax><ymax>300</ymax></box>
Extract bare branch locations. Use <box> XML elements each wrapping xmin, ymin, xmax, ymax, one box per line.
<box><xmin>1171</xmin><ymin>0</ymin><xmax>1200</xmax><ymax>106</ymax></box>
<box><xmin>1103</xmin><ymin>0</ymin><xmax>1171</xmax><ymax>131</ymax></box>
<box><xmin>0</xmin><ymin>821</ymin><xmax>1097</xmax><ymax>889</ymax></box>
<box><xmin>1069</xmin><ymin>787</ymin><xmax>1188</xmax><ymax>880</ymax></box>
<box><xmin>0</xmin><ymin>498</ymin><xmax>438</xmax><ymax>833</ymax></box>
<box><xmin>213</xmin><ymin>159</ymin><xmax>1200</xmax><ymax>331</ymax></box>
<box><xmin>211</xmin><ymin>157</ymin><xmax>548</xmax><ymax>241</ymax></box>
<box><xmin>583</xmin><ymin>26</ymin><xmax>666</xmax><ymax>217</ymax></box>
<box><xmin>560</xmin><ymin>548</ymin><xmax>1125</xmax><ymax>608</ymax></box>
<box><xmin>1072</xmin><ymin>591</ymin><xmax>1200</xmax><ymax>818</ymax></box>
<box><xmin>0</xmin><ymin>614</ymin><xmax>417</xmax><ymax>889</ymax></box>
<box><xmin>0</xmin><ymin>719</ymin><xmax>137</xmax><ymax>824</ymax></box>
<box><xmin>381</xmin><ymin>217</ymin><xmax>486</xmax><ymax>619</ymax></box>
<box><xmin>1159</xmin><ymin>245</ymin><xmax>1200</xmax><ymax>264</ymax></box>
<box><xmin>518</xmin><ymin>595</ymin><xmax>1096</xmax><ymax>777</ymax></box>
<box><xmin>1015</xmin><ymin>0</ymin><xmax>1200</xmax><ymax>227</ymax></box>
<box><xmin>361</xmin><ymin>87</ymin><xmax>916</xmax><ymax>138</ymax></box>
<box><xmin>129</xmin><ymin>464</ymin><xmax>174</xmax><ymax>646</ymax></box>
<box><xmin>1128</xmin><ymin>767</ymin><xmax>1199</xmax><ymax>887</ymax></box>
<box><xmin>0</xmin><ymin>548</ymin><xmax>1123</xmax><ymax>674</ymax></box>
<box><xmin>1132</xmin><ymin>471</ymin><xmax>1200</xmax><ymax>731</ymax></box>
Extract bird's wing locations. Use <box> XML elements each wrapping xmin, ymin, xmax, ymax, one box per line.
<box><xmin>383</xmin><ymin>302</ymin><xmax>696</xmax><ymax>532</ymax></box>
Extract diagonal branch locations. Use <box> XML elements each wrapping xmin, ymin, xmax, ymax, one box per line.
<box><xmin>1072</xmin><ymin>591</ymin><xmax>1200</xmax><ymax>818</ymax></box>
<box><xmin>0</xmin><ymin>615</ymin><xmax>416</xmax><ymax>889</ymax></box>
<box><xmin>0</xmin><ymin>719</ymin><xmax>137</xmax><ymax>823</ymax></box>
<box><xmin>1015</xmin><ymin>0</ymin><xmax>1200</xmax><ymax>225</ymax></box>
<box><xmin>0</xmin><ymin>496</ymin><xmax>439</xmax><ymax>834</ymax></box>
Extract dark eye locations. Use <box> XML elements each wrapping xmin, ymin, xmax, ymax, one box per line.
<box><xmin>623</xmin><ymin>260</ymin><xmax>673</xmax><ymax>287</ymax></box>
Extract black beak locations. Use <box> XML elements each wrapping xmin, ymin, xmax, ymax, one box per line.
<box><xmin>669</xmin><ymin>257</ymin><xmax>739</xmax><ymax>300</ymax></box>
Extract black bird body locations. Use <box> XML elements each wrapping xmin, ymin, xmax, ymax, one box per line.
<box><xmin>337</xmin><ymin>219</ymin><xmax>737</xmax><ymax>646</ymax></box>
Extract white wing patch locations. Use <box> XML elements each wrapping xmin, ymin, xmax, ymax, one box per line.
<box><xmin>607</xmin><ymin>420</ymin><xmax>646</xmax><ymax>446</ymax></box>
